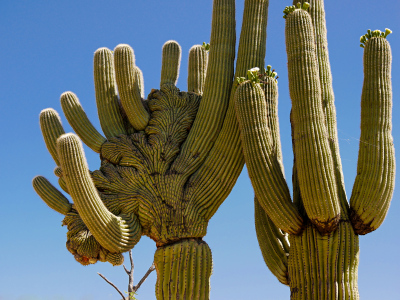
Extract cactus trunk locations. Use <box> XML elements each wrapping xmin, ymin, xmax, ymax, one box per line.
<box><xmin>154</xmin><ymin>239</ymin><xmax>212</xmax><ymax>300</ymax></box>
<box><xmin>288</xmin><ymin>222</ymin><xmax>359</xmax><ymax>300</ymax></box>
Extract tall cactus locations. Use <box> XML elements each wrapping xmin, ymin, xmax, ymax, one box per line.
<box><xmin>234</xmin><ymin>1</ymin><xmax>394</xmax><ymax>299</ymax></box>
<box><xmin>32</xmin><ymin>0</ymin><xmax>271</xmax><ymax>298</ymax></box>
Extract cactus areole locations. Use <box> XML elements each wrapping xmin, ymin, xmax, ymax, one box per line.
<box><xmin>234</xmin><ymin>1</ymin><xmax>395</xmax><ymax>299</ymax></box>
<box><xmin>33</xmin><ymin>0</ymin><xmax>272</xmax><ymax>298</ymax></box>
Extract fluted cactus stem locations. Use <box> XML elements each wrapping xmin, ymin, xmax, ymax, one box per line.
<box><xmin>154</xmin><ymin>239</ymin><xmax>212</xmax><ymax>300</ymax></box>
<box><xmin>350</xmin><ymin>37</ymin><xmax>395</xmax><ymax>235</ymax></box>
<box><xmin>184</xmin><ymin>0</ymin><xmax>270</xmax><ymax>223</ymax></box>
<box><xmin>39</xmin><ymin>108</ymin><xmax>65</xmax><ymax>166</ymax></box>
<box><xmin>235</xmin><ymin>81</ymin><xmax>303</xmax><ymax>234</ymax></box>
<box><xmin>57</xmin><ymin>133</ymin><xmax>141</xmax><ymax>253</ymax></box>
<box><xmin>288</xmin><ymin>222</ymin><xmax>359</xmax><ymax>299</ymax></box>
<box><xmin>114</xmin><ymin>44</ymin><xmax>150</xmax><ymax>131</ymax></box>
<box><xmin>60</xmin><ymin>91</ymin><xmax>106</xmax><ymax>153</ymax></box>
<box><xmin>262</xmin><ymin>75</ymin><xmax>284</xmax><ymax>169</ymax></box>
<box><xmin>294</xmin><ymin>0</ymin><xmax>349</xmax><ymax>217</ymax></box>
<box><xmin>160</xmin><ymin>40</ymin><xmax>182</xmax><ymax>86</ymax></box>
<box><xmin>255</xmin><ymin>198</ymin><xmax>289</xmax><ymax>285</ymax></box>
<box><xmin>94</xmin><ymin>48</ymin><xmax>127</xmax><ymax>138</ymax></box>
<box><xmin>286</xmin><ymin>9</ymin><xmax>340</xmax><ymax>234</ymax></box>
<box><xmin>33</xmin><ymin>176</ymin><xmax>72</xmax><ymax>215</ymax></box>
<box><xmin>171</xmin><ymin>0</ymin><xmax>236</xmax><ymax>175</ymax></box>
<box><xmin>188</xmin><ymin>45</ymin><xmax>208</xmax><ymax>95</ymax></box>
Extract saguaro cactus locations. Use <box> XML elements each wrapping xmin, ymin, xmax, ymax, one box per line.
<box><xmin>33</xmin><ymin>0</ymin><xmax>271</xmax><ymax>298</ymax></box>
<box><xmin>235</xmin><ymin>1</ymin><xmax>394</xmax><ymax>299</ymax></box>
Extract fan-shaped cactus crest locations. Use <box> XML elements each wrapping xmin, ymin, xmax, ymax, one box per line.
<box><xmin>33</xmin><ymin>0</ymin><xmax>271</xmax><ymax>298</ymax></box>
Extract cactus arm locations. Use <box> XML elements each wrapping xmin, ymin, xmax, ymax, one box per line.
<box><xmin>187</xmin><ymin>44</ymin><xmax>208</xmax><ymax>95</ymax></box>
<box><xmin>93</xmin><ymin>48</ymin><xmax>127</xmax><ymax>138</ymax></box>
<box><xmin>114</xmin><ymin>44</ymin><xmax>150</xmax><ymax>131</ymax></box>
<box><xmin>170</xmin><ymin>0</ymin><xmax>236</xmax><ymax>175</ymax></box>
<box><xmin>295</xmin><ymin>0</ymin><xmax>349</xmax><ymax>217</ymax></box>
<box><xmin>255</xmin><ymin>197</ymin><xmax>289</xmax><ymax>285</ymax></box>
<box><xmin>234</xmin><ymin>81</ymin><xmax>303</xmax><ymax>234</ymax></box>
<box><xmin>60</xmin><ymin>91</ymin><xmax>107</xmax><ymax>153</ymax></box>
<box><xmin>160</xmin><ymin>40</ymin><xmax>182</xmax><ymax>86</ymax></box>
<box><xmin>57</xmin><ymin>133</ymin><xmax>141</xmax><ymax>253</ymax></box>
<box><xmin>185</xmin><ymin>0</ymin><xmax>270</xmax><ymax>222</ymax></box>
<box><xmin>32</xmin><ymin>176</ymin><xmax>72</xmax><ymax>215</ymax></box>
<box><xmin>39</xmin><ymin>108</ymin><xmax>65</xmax><ymax>166</ymax></box>
<box><xmin>285</xmin><ymin>9</ymin><xmax>340</xmax><ymax>234</ymax></box>
<box><xmin>350</xmin><ymin>36</ymin><xmax>395</xmax><ymax>235</ymax></box>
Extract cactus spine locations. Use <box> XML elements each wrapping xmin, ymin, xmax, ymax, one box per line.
<box><xmin>235</xmin><ymin>1</ymin><xmax>394</xmax><ymax>299</ymax></box>
<box><xmin>33</xmin><ymin>0</ymin><xmax>271</xmax><ymax>298</ymax></box>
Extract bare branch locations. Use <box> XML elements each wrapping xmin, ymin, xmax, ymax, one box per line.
<box><xmin>133</xmin><ymin>263</ymin><xmax>156</xmax><ymax>292</ymax></box>
<box><xmin>98</xmin><ymin>272</ymin><xmax>126</xmax><ymax>300</ymax></box>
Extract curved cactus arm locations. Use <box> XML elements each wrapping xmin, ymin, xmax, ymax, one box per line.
<box><xmin>235</xmin><ymin>80</ymin><xmax>303</xmax><ymax>234</ymax></box>
<box><xmin>350</xmin><ymin>34</ymin><xmax>395</xmax><ymax>235</ymax></box>
<box><xmin>32</xmin><ymin>176</ymin><xmax>72</xmax><ymax>215</ymax></box>
<box><xmin>170</xmin><ymin>0</ymin><xmax>236</xmax><ymax>175</ymax></box>
<box><xmin>39</xmin><ymin>108</ymin><xmax>65</xmax><ymax>166</ymax></box>
<box><xmin>94</xmin><ymin>48</ymin><xmax>127</xmax><ymax>138</ymax></box>
<box><xmin>60</xmin><ymin>91</ymin><xmax>107</xmax><ymax>153</ymax></box>
<box><xmin>114</xmin><ymin>44</ymin><xmax>150</xmax><ymax>131</ymax></box>
<box><xmin>295</xmin><ymin>0</ymin><xmax>349</xmax><ymax>216</ymax></box>
<box><xmin>160</xmin><ymin>40</ymin><xmax>182</xmax><ymax>86</ymax></box>
<box><xmin>255</xmin><ymin>197</ymin><xmax>290</xmax><ymax>285</ymax></box>
<box><xmin>187</xmin><ymin>44</ymin><xmax>208</xmax><ymax>95</ymax></box>
<box><xmin>57</xmin><ymin>133</ymin><xmax>142</xmax><ymax>253</ymax></box>
<box><xmin>285</xmin><ymin>8</ymin><xmax>340</xmax><ymax>234</ymax></box>
<box><xmin>185</xmin><ymin>0</ymin><xmax>270</xmax><ymax>221</ymax></box>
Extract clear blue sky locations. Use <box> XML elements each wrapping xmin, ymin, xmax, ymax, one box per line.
<box><xmin>1</xmin><ymin>1</ymin><xmax>399</xmax><ymax>299</ymax></box>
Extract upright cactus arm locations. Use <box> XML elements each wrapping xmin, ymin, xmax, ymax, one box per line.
<box><xmin>94</xmin><ymin>48</ymin><xmax>127</xmax><ymax>138</ymax></box>
<box><xmin>234</xmin><ymin>79</ymin><xmax>303</xmax><ymax>234</ymax></box>
<box><xmin>160</xmin><ymin>40</ymin><xmax>182</xmax><ymax>86</ymax></box>
<box><xmin>170</xmin><ymin>0</ymin><xmax>236</xmax><ymax>176</ymax></box>
<box><xmin>186</xmin><ymin>0</ymin><xmax>271</xmax><ymax>222</ymax></box>
<box><xmin>39</xmin><ymin>108</ymin><xmax>65</xmax><ymax>166</ymax></box>
<box><xmin>187</xmin><ymin>44</ymin><xmax>208</xmax><ymax>95</ymax></box>
<box><xmin>295</xmin><ymin>0</ymin><xmax>349</xmax><ymax>216</ymax></box>
<box><xmin>57</xmin><ymin>133</ymin><xmax>142</xmax><ymax>253</ymax></box>
<box><xmin>114</xmin><ymin>44</ymin><xmax>150</xmax><ymax>131</ymax></box>
<box><xmin>350</xmin><ymin>32</ymin><xmax>395</xmax><ymax>235</ymax></box>
<box><xmin>286</xmin><ymin>7</ymin><xmax>340</xmax><ymax>234</ymax></box>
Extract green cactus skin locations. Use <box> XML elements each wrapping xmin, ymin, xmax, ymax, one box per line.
<box><xmin>114</xmin><ymin>44</ymin><xmax>150</xmax><ymax>130</ymax></box>
<box><xmin>188</xmin><ymin>45</ymin><xmax>208</xmax><ymax>95</ymax></box>
<box><xmin>286</xmin><ymin>9</ymin><xmax>340</xmax><ymax>233</ymax></box>
<box><xmin>160</xmin><ymin>40</ymin><xmax>182</xmax><ymax>86</ymax></box>
<box><xmin>350</xmin><ymin>37</ymin><xmax>394</xmax><ymax>235</ymax></box>
<box><xmin>39</xmin><ymin>108</ymin><xmax>65</xmax><ymax>166</ymax></box>
<box><xmin>33</xmin><ymin>0</ymin><xmax>271</xmax><ymax>298</ymax></box>
<box><xmin>60</xmin><ymin>91</ymin><xmax>107</xmax><ymax>153</ymax></box>
<box><xmin>255</xmin><ymin>198</ymin><xmax>289</xmax><ymax>286</ymax></box>
<box><xmin>234</xmin><ymin>1</ymin><xmax>394</xmax><ymax>299</ymax></box>
<box><xmin>32</xmin><ymin>176</ymin><xmax>72</xmax><ymax>215</ymax></box>
<box><xmin>154</xmin><ymin>239</ymin><xmax>212</xmax><ymax>299</ymax></box>
<box><xmin>94</xmin><ymin>48</ymin><xmax>127</xmax><ymax>138</ymax></box>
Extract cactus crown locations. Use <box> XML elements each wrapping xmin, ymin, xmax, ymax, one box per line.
<box><xmin>202</xmin><ymin>42</ymin><xmax>210</xmax><ymax>52</ymax></box>
<box><xmin>360</xmin><ymin>28</ymin><xmax>392</xmax><ymax>48</ymax></box>
<box><xmin>283</xmin><ymin>2</ymin><xmax>309</xmax><ymax>18</ymax></box>
<box><xmin>236</xmin><ymin>65</ymin><xmax>278</xmax><ymax>86</ymax></box>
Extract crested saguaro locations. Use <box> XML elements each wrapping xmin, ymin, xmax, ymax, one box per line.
<box><xmin>33</xmin><ymin>1</ymin><xmax>271</xmax><ymax>298</ymax></box>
